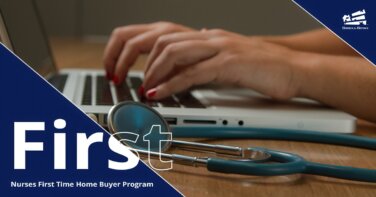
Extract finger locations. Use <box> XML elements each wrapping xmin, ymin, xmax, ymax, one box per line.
<box><xmin>112</xmin><ymin>29</ymin><xmax>168</xmax><ymax>85</ymax></box>
<box><xmin>103</xmin><ymin>25</ymin><xmax>150</xmax><ymax>79</ymax></box>
<box><xmin>145</xmin><ymin>58</ymin><xmax>219</xmax><ymax>100</ymax></box>
<box><xmin>143</xmin><ymin>40</ymin><xmax>218</xmax><ymax>90</ymax></box>
<box><xmin>144</xmin><ymin>31</ymin><xmax>210</xmax><ymax>73</ymax></box>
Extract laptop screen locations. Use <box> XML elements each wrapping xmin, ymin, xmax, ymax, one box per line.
<box><xmin>0</xmin><ymin>0</ymin><xmax>56</xmax><ymax>77</ymax></box>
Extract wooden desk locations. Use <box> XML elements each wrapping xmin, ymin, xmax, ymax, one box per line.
<box><xmin>50</xmin><ymin>37</ymin><xmax>376</xmax><ymax>197</ymax></box>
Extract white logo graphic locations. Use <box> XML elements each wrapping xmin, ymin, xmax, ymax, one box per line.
<box><xmin>342</xmin><ymin>9</ymin><xmax>369</xmax><ymax>30</ymax></box>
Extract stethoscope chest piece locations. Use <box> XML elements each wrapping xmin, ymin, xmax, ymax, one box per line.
<box><xmin>107</xmin><ymin>101</ymin><xmax>171</xmax><ymax>152</ymax></box>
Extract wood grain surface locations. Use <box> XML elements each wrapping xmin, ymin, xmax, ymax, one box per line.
<box><xmin>50</xmin><ymin>37</ymin><xmax>376</xmax><ymax>197</ymax></box>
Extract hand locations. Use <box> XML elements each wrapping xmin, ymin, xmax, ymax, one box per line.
<box><xmin>103</xmin><ymin>21</ymin><xmax>194</xmax><ymax>84</ymax></box>
<box><xmin>142</xmin><ymin>29</ymin><xmax>301</xmax><ymax>100</ymax></box>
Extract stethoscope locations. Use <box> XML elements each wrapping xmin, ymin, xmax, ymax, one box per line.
<box><xmin>107</xmin><ymin>101</ymin><xmax>376</xmax><ymax>182</ymax></box>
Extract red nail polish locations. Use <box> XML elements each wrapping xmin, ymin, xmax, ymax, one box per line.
<box><xmin>138</xmin><ymin>85</ymin><xmax>145</xmax><ymax>96</ymax></box>
<box><xmin>113</xmin><ymin>75</ymin><xmax>120</xmax><ymax>85</ymax></box>
<box><xmin>106</xmin><ymin>71</ymin><xmax>113</xmax><ymax>80</ymax></box>
<box><xmin>146</xmin><ymin>89</ymin><xmax>157</xmax><ymax>99</ymax></box>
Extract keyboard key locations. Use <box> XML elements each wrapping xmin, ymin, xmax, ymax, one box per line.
<box><xmin>128</xmin><ymin>76</ymin><xmax>187</xmax><ymax>108</ymax></box>
<box><xmin>129</xmin><ymin>76</ymin><xmax>145</xmax><ymax>100</ymax></box>
<box><xmin>130</xmin><ymin>77</ymin><xmax>142</xmax><ymax>89</ymax></box>
<box><xmin>81</xmin><ymin>76</ymin><xmax>92</xmax><ymax>105</ymax></box>
<box><xmin>145</xmin><ymin>101</ymin><xmax>159</xmax><ymax>107</ymax></box>
<box><xmin>115</xmin><ymin>81</ymin><xmax>133</xmax><ymax>102</ymax></box>
<box><xmin>160</xmin><ymin>97</ymin><xmax>181</xmax><ymax>107</ymax></box>
<box><xmin>176</xmin><ymin>92</ymin><xmax>206</xmax><ymax>108</ymax></box>
<box><xmin>96</xmin><ymin>76</ymin><xmax>113</xmax><ymax>105</ymax></box>
<box><xmin>138</xmin><ymin>97</ymin><xmax>159</xmax><ymax>107</ymax></box>
<box><xmin>47</xmin><ymin>74</ymin><xmax>68</xmax><ymax>92</ymax></box>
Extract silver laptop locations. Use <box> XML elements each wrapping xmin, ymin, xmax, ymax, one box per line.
<box><xmin>0</xmin><ymin>0</ymin><xmax>356</xmax><ymax>133</ymax></box>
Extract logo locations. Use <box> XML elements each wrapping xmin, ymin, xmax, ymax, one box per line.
<box><xmin>342</xmin><ymin>9</ymin><xmax>369</xmax><ymax>30</ymax></box>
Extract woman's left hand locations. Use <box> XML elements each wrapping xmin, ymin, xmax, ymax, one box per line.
<box><xmin>142</xmin><ymin>29</ymin><xmax>301</xmax><ymax>100</ymax></box>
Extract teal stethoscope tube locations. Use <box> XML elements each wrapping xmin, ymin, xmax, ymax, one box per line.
<box><xmin>172</xmin><ymin>127</ymin><xmax>376</xmax><ymax>182</ymax></box>
<box><xmin>172</xmin><ymin>127</ymin><xmax>376</xmax><ymax>149</ymax></box>
<box><xmin>208</xmin><ymin>153</ymin><xmax>376</xmax><ymax>182</ymax></box>
<box><xmin>108</xmin><ymin>101</ymin><xmax>376</xmax><ymax>182</ymax></box>
<box><xmin>208</xmin><ymin>150</ymin><xmax>307</xmax><ymax>176</ymax></box>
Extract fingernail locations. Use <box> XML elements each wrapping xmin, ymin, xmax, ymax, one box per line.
<box><xmin>138</xmin><ymin>85</ymin><xmax>145</xmax><ymax>96</ymax></box>
<box><xmin>146</xmin><ymin>88</ymin><xmax>157</xmax><ymax>99</ymax></box>
<box><xmin>113</xmin><ymin>75</ymin><xmax>120</xmax><ymax>85</ymax></box>
<box><xmin>106</xmin><ymin>71</ymin><xmax>113</xmax><ymax>80</ymax></box>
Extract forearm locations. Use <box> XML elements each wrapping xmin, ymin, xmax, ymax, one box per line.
<box><xmin>291</xmin><ymin>51</ymin><xmax>376</xmax><ymax>122</ymax></box>
<box><xmin>258</xmin><ymin>28</ymin><xmax>358</xmax><ymax>56</ymax></box>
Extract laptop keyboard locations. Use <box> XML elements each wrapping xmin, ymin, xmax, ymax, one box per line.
<box><xmin>176</xmin><ymin>92</ymin><xmax>206</xmax><ymax>108</ymax></box>
<box><xmin>96</xmin><ymin>76</ymin><xmax>114</xmax><ymax>105</ymax></box>
<box><xmin>122</xmin><ymin>76</ymin><xmax>204</xmax><ymax>108</ymax></box>
<box><xmin>49</xmin><ymin>74</ymin><xmax>205</xmax><ymax>108</ymax></box>
<box><xmin>81</xmin><ymin>75</ymin><xmax>92</xmax><ymax>105</ymax></box>
<box><xmin>115</xmin><ymin>79</ymin><xmax>133</xmax><ymax>102</ymax></box>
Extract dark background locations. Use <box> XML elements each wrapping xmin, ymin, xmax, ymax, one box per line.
<box><xmin>35</xmin><ymin>0</ymin><xmax>321</xmax><ymax>40</ymax></box>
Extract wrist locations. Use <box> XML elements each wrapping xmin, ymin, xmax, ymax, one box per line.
<box><xmin>286</xmin><ymin>50</ymin><xmax>319</xmax><ymax>99</ymax></box>
<box><xmin>247</xmin><ymin>37</ymin><xmax>317</xmax><ymax>100</ymax></box>
<box><xmin>254</xmin><ymin>35</ymin><xmax>294</xmax><ymax>47</ymax></box>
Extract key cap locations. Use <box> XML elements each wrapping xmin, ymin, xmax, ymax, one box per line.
<box><xmin>176</xmin><ymin>92</ymin><xmax>206</xmax><ymax>108</ymax></box>
<box><xmin>82</xmin><ymin>75</ymin><xmax>92</xmax><ymax>105</ymax></box>
<box><xmin>96</xmin><ymin>76</ymin><xmax>113</xmax><ymax>105</ymax></box>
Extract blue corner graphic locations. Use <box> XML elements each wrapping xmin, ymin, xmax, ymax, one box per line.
<box><xmin>294</xmin><ymin>0</ymin><xmax>376</xmax><ymax>66</ymax></box>
<box><xmin>0</xmin><ymin>44</ymin><xmax>181</xmax><ymax>196</ymax></box>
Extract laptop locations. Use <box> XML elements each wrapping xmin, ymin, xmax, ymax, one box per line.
<box><xmin>0</xmin><ymin>0</ymin><xmax>356</xmax><ymax>133</ymax></box>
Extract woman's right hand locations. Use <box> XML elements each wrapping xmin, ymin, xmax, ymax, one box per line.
<box><xmin>103</xmin><ymin>21</ymin><xmax>195</xmax><ymax>85</ymax></box>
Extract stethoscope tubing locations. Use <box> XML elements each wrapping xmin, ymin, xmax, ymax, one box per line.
<box><xmin>206</xmin><ymin>149</ymin><xmax>376</xmax><ymax>182</ymax></box>
<box><xmin>172</xmin><ymin>127</ymin><xmax>376</xmax><ymax>150</ymax></box>
<box><xmin>304</xmin><ymin>161</ymin><xmax>376</xmax><ymax>182</ymax></box>
<box><xmin>172</xmin><ymin>126</ymin><xmax>376</xmax><ymax>182</ymax></box>
<box><xmin>108</xmin><ymin>101</ymin><xmax>376</xmax><ymax>182</ymax></box>
<box><xmin>207</xmin><ymin>149</ymin><xmax>307</xmax><ymax>176</ymax></box>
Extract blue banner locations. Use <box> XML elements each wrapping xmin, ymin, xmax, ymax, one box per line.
<box><xmin>294</xmin><ymin>0</ymin><xmax>376</xmax><ymax>66</ymax></box>
<box><xmin>0</xmin><ymin>44</ymin><xmax>181</xmax><ymax>196</ymax></box>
